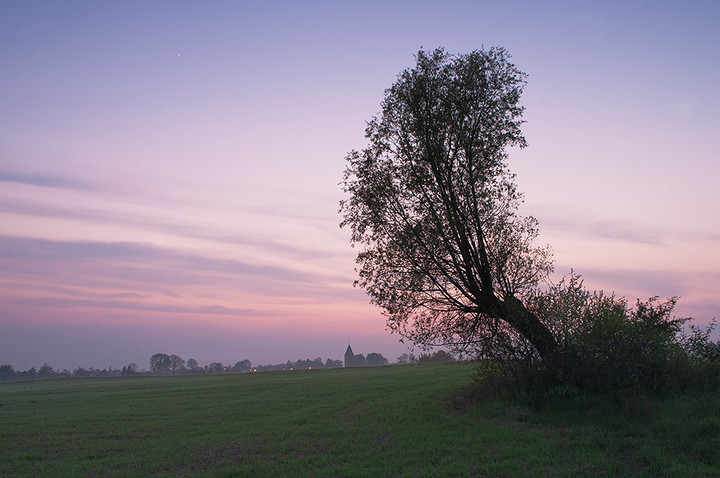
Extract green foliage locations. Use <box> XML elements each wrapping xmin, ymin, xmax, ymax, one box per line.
<box><xmin>563</xmin><ymin>296</ymin><xmax>689</xmax><ymax>394</ymax></box>
<box><xmin>476</xmin><ymin>272</ymin><xmax>720</xmax><ymax>398</ymax></box>
<box><xmin>679</xmin><ymin>320</ymin><xmax>720</xmax><ymax>391</ymax></box>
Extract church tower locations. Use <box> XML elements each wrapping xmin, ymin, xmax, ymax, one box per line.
<box><xmin>344</xmin><ymin>344</ymin><xmax>355</xmax><ymax>367</ymax></box>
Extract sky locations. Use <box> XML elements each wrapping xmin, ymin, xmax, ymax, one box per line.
<box><xmin>1</xmin><ymin>1</ymin><xmax>718</xmax><ymax>371</ymax></box>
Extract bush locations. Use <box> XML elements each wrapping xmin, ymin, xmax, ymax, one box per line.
<box><xmin>563</xmin><ymin>296</ymin><xmax>688</xmax><ymax>394</ymax></box>
<box><xmin>539</xmin><ymin>274</ymin><xmax>720</xmax><ymax>396</ymax></box>
<box><xmin>470</xmin><ymin>273</ymin><xmax>720</xmax><ymax>399</ymax></box>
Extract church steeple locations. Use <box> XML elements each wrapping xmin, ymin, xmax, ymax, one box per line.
<box><xmin>344</xmin><ymin>344</ymin><xmax>355</xmax><ymax>367</ymax></box>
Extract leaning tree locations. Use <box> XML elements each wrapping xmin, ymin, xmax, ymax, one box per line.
<box><xmin>341</xmin><ymin>48</ymin><xmax>560</xmax><ymax>364</ymax></box>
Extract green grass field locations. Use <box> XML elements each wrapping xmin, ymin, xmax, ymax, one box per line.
<box><xmin>1</xmin><ymin>362</ymin><xmax>718</xmax><ymax>477</ymax></box>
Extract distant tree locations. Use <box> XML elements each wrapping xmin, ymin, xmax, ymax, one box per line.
<box><xmin>340</xmin><ymin>48</ymin><xmax>560</xmax><ymax>366</ymax></box>
<box><xmin>418</xmin><ymin>350</ymin><xmax>455</xmax><ymax>363</ymax></box>
<box><xmin>168</xmin><ymin>354</ymin><xmax>186</xmax><ymax>374</ymax></box>
<box><xmin>38</xmin><ymin>363</ymin><xmax>54</xmax><ymax>378</ymax></box>
<box><xmin>366</xmin><ymin>353</ymin><xmax>389</xmax><ymax>366</ymax></box>
<box><xmin>150</xmin><ymin>353</ymin><xmax>171</xmax><ymax>375</ymax></box>
<box><xmin>232</xmin><ymin>359</ymin><xmax>252</xmax><ymax>372</ymax></box>
<box><xmin>353</xmin><ymin>354</ymin><xmax>367</xmax><ymax>367</ymax></box>
<box><xmin>0</xmin><ymin>364</ymin><xmax>15</xmax><ymax>382</ymax></box>
<box><xmin>73</xmin><ymin>367</ymin><xmax>89</xmax><ymax>377</ymax></box>
<box><xmin>325</xmin><ymin>358</ymin><xmax>343</xmax><ymax>368</ymax></box>
<box><xmin>207</xmin><ymin>362</ymin><xmax>224</xmax><ymax>374</ymax></box>
<box><xmin>186</xmin><ymin>358</ymin><xmax>200</xmax><ymax>372</ymax></box>
<box><xmin>396</xmin><ymin>353</ymin><xmax>414</xmax><ymax>364</ymax></box>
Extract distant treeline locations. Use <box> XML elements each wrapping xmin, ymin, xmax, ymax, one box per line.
<box><xmin>147</xmin><ymin>353</ymin><xmax>348</xmax><ymax>375</ymax></box>
<box><xmin>397</xmin><ymin>350</ymin><xmax>456</xmax><ymax>364</ymax></box>
<box><xmin>0</xmin><ymin>349</ymin><xmax>456</xmax><ymax>383</ymax></box>
<box><xmin>0</xmin><ymin>357</ymin><xmax>344</xmax><ymax>383</ymax></box>
<box><xmin>0</xmin><ymin>363</ymin><xmax>126</xmax><ymax>382</ymax></box>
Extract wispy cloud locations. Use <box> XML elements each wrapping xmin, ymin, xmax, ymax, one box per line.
<box><xmin>0</xmin><ymin>235</ymin><xmax>160</xmax><ymax>261</ymax></box>
<box><xmin>12</xmin><ymin>297</ymin><xmax>262</xmax><ymax>316</ymax></box>
<box><xmin>551</xmin><ymin>266</ymin><xmax>687</xmax><ymax>299</ymax></box>
<box><xmin>0</xmin><ymin>235</ymin><xmax>337</xmax><ymax>285</ymax></box>
<box><xmin>0</xmin><ymin>235</ymin><xmax>357</xmax><ymax>319</ymax></box>
<box><xmin>0</xmin><ymin>170</ymin><xmax>93</xmax><ymax>191</ymax></box>
<box><xmin>0</xmin><ymin>181</ymin><xmax>349</xmax><ymax>263</ymax></box>
<box><xmin>540</xmin><ymin>213</ymin><xmax>666</xmax><ymax>245</ymax></box>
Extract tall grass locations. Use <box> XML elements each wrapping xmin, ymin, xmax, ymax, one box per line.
<box><xmin>1</xmin><ymin>362</ymin><xmax>718</xmax><ymax>476</ymax></box>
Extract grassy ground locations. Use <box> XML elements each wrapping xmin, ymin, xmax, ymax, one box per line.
<box><xmin>1</xmin><ymin>362</ymin><xmax>718</xmax><ymax>477</ymax></box>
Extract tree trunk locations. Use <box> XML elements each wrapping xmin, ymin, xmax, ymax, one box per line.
<box><xmin>496</xmin><ymin>295</ymin><xmax>563</xmax><ymax>366</ymax></box>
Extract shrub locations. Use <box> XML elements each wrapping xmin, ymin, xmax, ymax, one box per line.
<box><xmin>470</xmin><ymin>272</ymin><xmax>720</xmax><ymax>399</ymax></box>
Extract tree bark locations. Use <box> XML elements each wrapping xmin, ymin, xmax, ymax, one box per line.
<box><xmin>495</xmin><ymin>295</ymin><xmax>562</xmax><ymax>365</ymax></box>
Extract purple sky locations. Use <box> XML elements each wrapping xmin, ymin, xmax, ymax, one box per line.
<box><xmin>1</xmin><ymin>1</ymin><xmax>718</xmax><ymax>371</ymax></box>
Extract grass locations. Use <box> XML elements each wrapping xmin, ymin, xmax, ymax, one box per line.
<box><xmin>1</xmin><ymin>362</ymin><xmax>718</xmax><ymax>476</ymax></box>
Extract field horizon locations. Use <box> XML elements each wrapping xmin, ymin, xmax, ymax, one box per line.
<box><xmin>1</xmin><ymin>361</ymin><xmax>718</xmax><ymax>476</ymax></box>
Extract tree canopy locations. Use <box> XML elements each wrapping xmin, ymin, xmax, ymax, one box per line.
<box><xmin>341</xmin><ymin>47</ymin><xmax>558</xmax><ymax>362</ymax></box>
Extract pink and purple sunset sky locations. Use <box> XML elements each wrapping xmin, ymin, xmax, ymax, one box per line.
<box><xmin>1</xmin><ymin>1</ymin><xmax>718</xmax><ymax>371</ymax></box>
